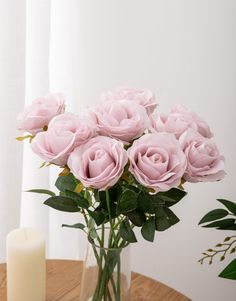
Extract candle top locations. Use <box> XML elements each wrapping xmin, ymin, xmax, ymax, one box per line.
<box><xmin>7</xmin><ymin>228</ymin><xmax>45</xmax><ymax>249</ymax></box>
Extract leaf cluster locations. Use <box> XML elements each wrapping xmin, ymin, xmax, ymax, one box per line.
<box><xmin>199</xmin><ymin>199</ymin><xmax>236</xmax><ymax>280</ymax></box>
<box><xmin>199</xmin><ymin>199</ymin><xmax>236</xmax><ymax>230</ymax></box>
<box><xmin>28</xmin><ymin>172</ymin><xmax>187</xmax><ymax>245</ymax></box>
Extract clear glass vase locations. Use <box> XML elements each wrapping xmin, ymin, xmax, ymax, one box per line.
<box><xmin>79</xmin><ymin>230</ymin><xmax>131</xmax><ymax>301</ymax></box>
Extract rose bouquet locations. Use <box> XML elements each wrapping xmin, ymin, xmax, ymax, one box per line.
<box><xmin>17</xmin><ymin>88</ymin><xmax>225</xmax><ymax>301</ymax></box>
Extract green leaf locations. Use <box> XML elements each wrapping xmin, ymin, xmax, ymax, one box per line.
<box><xmin>157</xmin><ymin>188</ymin><xmax>187</xmax><ymax>207</ymax></box>
<box><xmin>89</xmin><ymin>228</ymin><xmax>98</xmax><ymax>239</ymax></box>
<box><xmin>44</xmin><ymin>196</ymin><xmax>80</xmax><ymax>212</ymax></box>
<box><xmin>94</xmin><ymin>190</ymin><xmax>104</xmax><ymax>203</ymax></box>
<box><xmin>26</xmin><ymin>189</ymin><xmax>55</xmax><ymax>197</ymax></box>
<box><xmin>88</xmin><ymin>210</ymin><xmax>106</xmax><ymax>226</ymax></box>
<box><xmin>119</xmin><ymin>218</ymin><xmax>137</xmax><ymax>243</ymax></box>
<box><xmin>151</xmin><ymin>195</ymin><xmax>166</xmax><ymax>207</ymax></box>
<box><xmin>117</xmin><ymin>189</ymin><xmax>138</xmax><ymax>213</ymax></box>
<box><xmin>94</xmin><ymin>190</ymin><xmax>118</xmax><ymax>219</ymax></box>
<box><xmin>202</xmin><ymin>218</ymin><xmax>235</xmax><ymax>229</ymax></box>
<box><xmin>16</xmin><ymin>134</ymin><xmax>33</xmax><ymax>141</ymax></box>
<box><xmin>217</xmin><ymin>199</ymin><xmax>236</xmax><ymax>215</ymax></box>
<box><xmin>125</xmin><ymin>184</ymin><xmax>140</xmax><ymax>194</ymax></box>
<box><xmin>88</xmin><ymin>217</ymin><xmax>95</xmax><ymax>230</ymax></box>
<box><xmin>64</xmin><ymin>190</ymin><xmax>89</xmax><ymax>209</ymax></box>
<box><xmin>155</xmin><ymin>206</ymin><xmax>180</xmax><ymax>231</ymax></box>
<box><xmin>55</xmin><ymin>173</ymin><xmax>77</xmax><ymax>192</ymax></box>
<box><xmin>218</xmin><ymin>225</ymin><xmax>236</xmax><ymax>231</ymax></box>
<box><xmin>155</xmin><ymin>206</ymin><xmax>170</xmax><ymax>231</ymax></box>
<box><xmin>108</xmin><ymin>202</ymin><xmax>119</xmax><ymax>219</ymax></box>
<box><xmin>94</xmin><ymin>186</ymin><xmax>121</xmax><ymax>204</ymax></box>
<box><xmin>219</xmin><ymin>258</ymin><xmax>236</xmax><ymax>280</ymax></box>
<box><xmin>62</xmin><ymin>223</ymin><xmax>85</xmax><ymax>230</ymax></box>
<box><xmin>126</xmin><ymin>210</ymin><xmax>146</xmax><ymax>227</ymax></box>
<box><xmin>164</xmin><ymin>207</ymin><xmax>180</xmax><ymax>226</ymax></box>
<box><xmin>137</xmin><ymin>192</ymin><xmax>155</xmax><ymax>214</ymax></box>
<box><xmin>141</xmin><ymin>217</ymin><xmax>156</xmax><ymax>242</ymax></box>
<box><xmin>100</xmin><ymin>202</ymin><xmax>118</xmax><ymax>220</ymax></box>
<box><xmin>108</xmin><ymin>186</ymin><xmax>122</xmax><ymax>203</ymax></box>
<box><xmin>199</xmin><ymin>209</ymin><xmax>229</xmax><ymax>225</ymax></box>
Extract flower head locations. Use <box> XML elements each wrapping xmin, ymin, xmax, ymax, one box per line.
<box><xmin>128</xmin><ymin>133</ymin><xmax>187</xmax><ymax>192</ymax></box>
<box><xmin>17</xmin><ymin>93</ymin><xmax>65</xmax><ymax>134</ymax></box>
<box><xmin>87</xmin><ymin>100</ymin><xmax>150</xmax><ymax>143</ymax></box>
<box><xmin>179</xmin><ymin>129</ymin><xmax>226</xmax><ymax>182</ymax></box>
<box><xmin>31</xmin><ymin>113</ymin><xmax>95</xmax><ymax>166</ymax></box>
<box><xmin>101</xmin><ymin>87</ymin><xmax>157</xmax><ymax>114</ymax></box>
<box><xmin>68</xmin><ymin>136</ymin><xmax>128</xmax><ymax>190</ymax></box>
<box><xmin>151</xmin><ymin>105</ymin><xmax>213</xmax><ymax>139</ymax></box>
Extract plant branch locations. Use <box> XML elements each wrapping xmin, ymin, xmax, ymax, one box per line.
<box><xmin>199</xmin><ymin>236</ymin><xmax>236</xmax><ymax>265</ymax></box>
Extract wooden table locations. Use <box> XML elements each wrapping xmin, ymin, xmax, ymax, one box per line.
<box><xmin>0</xmin><ymin>260</ymin><xmax>191</xmax><ymax>301</ymax></box>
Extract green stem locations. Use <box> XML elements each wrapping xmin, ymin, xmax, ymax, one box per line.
<box><xmin>116</xmin><ymin>254</ymin><xmax>121</xmax><ymax>301</ymax></box>
<box><xmin>101</xmin><ymin>224</ymin><xmax>105</xmax><ymax>246</ymax></box>
<box><xmin>82</xmin><ymin>208</ymin><xmax>89</xmax><ymax>226</ymax></box>
<box><xmin>91</xmin><ymin>246</ymin><xmax>102</xmax><ymax>301</ymax></box>
<box><xmin>112</xmin><ymin>217</ymin><xmax>125</xmax><ymax>248</ymax></box>
<box><xmin>91</xmin><ymin>189</ymin><xmax>127</xmax><ymax>300</ymax></box>
<box><xmin>96</xmin><ymin>254</ymin><xmax>113</xmax><ymax>300</ymax></box>
<box><xmin>92</xmin><ymin>233</ymin><xmax>118</xmax><ymax>300</ymax></box>
<box><xmin>105</xmin><ymin>189</ymin><xmax>115</xmax><ymax>247</ymax></box>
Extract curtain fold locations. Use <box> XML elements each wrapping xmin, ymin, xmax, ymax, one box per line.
<box><xmin>0</xmin><ymin>0</ymin><xmax>26</xmax><ymax>262</ymax></box>
<box><xmin>20</xmin><ymin>0</ymin><xmax>51</xmax><ymax>253</ymax></box>
<box><xmin>48</xmin><ymin>0</ymin><xmax>85</xmax><ymax>259</ymax></box>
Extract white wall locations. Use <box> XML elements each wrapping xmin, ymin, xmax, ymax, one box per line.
<box><xmin>50</xmin><ymin>1</ymin><xmax>236</xmax><ymax>300</ymax></box>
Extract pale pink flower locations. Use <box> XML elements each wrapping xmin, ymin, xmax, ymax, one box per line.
<box><xmin>151</xmin><ymin>105</ymin><xmax>213</xmax><ymax>139</ymax></box>
<box><xmin>17</xmin><ymin>93</ymin><xmax>65</xmax><ymax>134</ymax></box>
<box><xmin>101</xmin><ymin>87</ymin><xmax>157</xmax><ymax>114</ymax></box>
<box><xmin>31</xmin><ymin>113</ymin><xmax>95</xmax><ymax>166</ymax></box>
<box><xmin>87</xmin><ymin>100</ymin><xmax>150</xmax><ymax>143</ymax></box>
<box><xmin>179</xmin><ymin>129</ymin><xmax>226</xmax><ymax>182</ymax></box>
<box><xmin>128</xmin><ymin>133</ymin><xmax>187</xmax><ymax>192</ymax></box>
<box><xmin>68</xmin><ymin>136</ymin><xmax>128</xmax><ymax>190</ymax></box>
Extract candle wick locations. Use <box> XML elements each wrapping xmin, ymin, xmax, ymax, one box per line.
<box><xmin>23</xmin><ymin>228</ymin><xmax>28</xmax><ymax>240</ymax></box>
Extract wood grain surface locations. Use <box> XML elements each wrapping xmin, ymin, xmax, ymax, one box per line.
<box><xmin>0</xmin><ymin>260</ymin><xmax>191</xmax><ymax>301</ymax></box>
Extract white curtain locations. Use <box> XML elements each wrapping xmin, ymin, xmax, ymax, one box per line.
<box><xmin>1</xmin><ymin>1</ymin><xmax>236</xmax><ymax>300</ymax></box>
<box><xmin>0</xmin><ymin>0</ymin><xmax>26</xmax><ymax>262</ymax></box>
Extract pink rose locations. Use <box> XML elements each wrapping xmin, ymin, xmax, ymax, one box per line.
<box><xmin>31</xmin><ymin>113</ymin><xmax>95</xmax><ymax>166</ymax></box>
<box><xmin>68</xmin><ymin>136</ymin><xmax>128</xmax><ymax>190</ymax></box>
<box><xmin>127</xmin><ymin>133</ymin><xmax>187</xmax><ymax>192</ymax></box>
<box><xmin>87</xmin><ymin>100</ymin><xmax>150</xmax><ymax>143</ymax></box>
<box><xmin>17</xmin><ymin>93</ymin><xmax>65</xmax><ymax>134</ymax></box>
<box><xmin>151</xmin><ymin>105</ymin><xmax>213</xmax><ymax>139</ymax></box>
<box><xmin>179</xmin><ymin>129</ymin><xmax>226</xmax><ymax>183</ymax></box>
<box><xmin>101</xmin><ymin>87</ymin><xmax>157</xmax><ymax>114</ymax></box>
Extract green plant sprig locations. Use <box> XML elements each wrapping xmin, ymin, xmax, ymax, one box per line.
<box><xmin>199</xmin><ymin>235</ymin><xmax>236</xmax><ymax>265</ymax></box>
<box><xmin>199</xmin><ymin>199</ymin><xmax>236</xmax><ymax>280</ymax></box>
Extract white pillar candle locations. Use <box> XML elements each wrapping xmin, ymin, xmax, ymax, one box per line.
<box><xmin>6</xmin><ymin>228</ymin><xmax>46</xmax><ymax>301</ymax></box>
